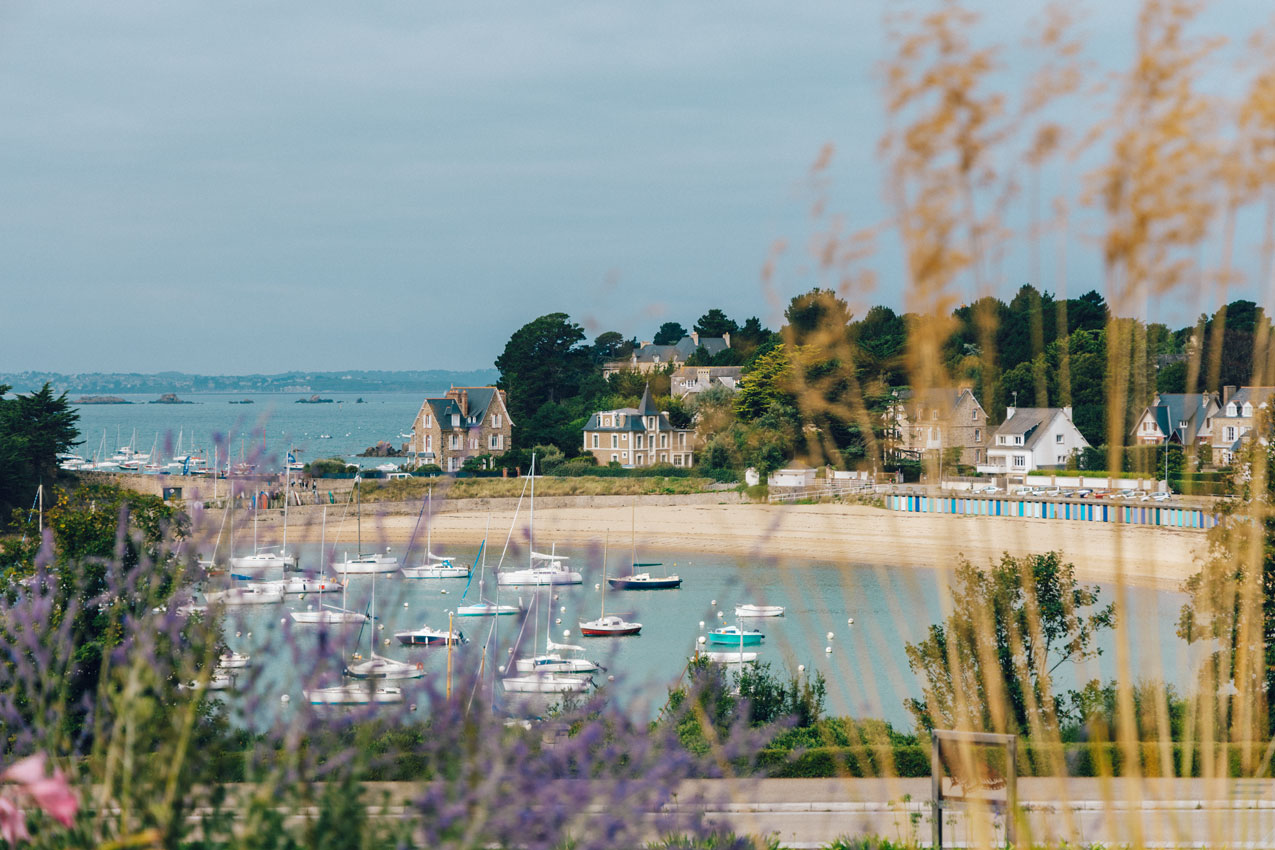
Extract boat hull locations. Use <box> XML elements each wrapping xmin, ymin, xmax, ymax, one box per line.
<box><xmin>333</xmin><ymin>558</ymin><xmax>400</xmax><ymax>575</ymax></box>
<box><xmin>394</xmin><ymin>630</ymin><xmax>464</xmax><ymax>646</ymax></box>
<box><xmin>305</xmin><ymin>684</ymin><xmax>403</xmax><ymax>705</ymax></box>
<box><xmin>290</xmin><ymin>609</ymin><xmax>368</xmax><ymax>624</ymax></box>
<box><xmin>400</xmin><ymin>566</ymin><xmax>471</xmax><ymax>579</ymax></box>
<box><xmin>501</xmin><ymin>675</ymin><xmax>591</xmax><ymax>694</ymax></box>
<box><xmin>735</xmin><ymin>605</ymin><xmax>785</xmax><ymax>618</ymax></box>
<box><xmin>608</xmin><ymin>575</ymin><xmax>682</xmax><ymax>590</ymax></box>
<box><xmin>497</xmin><ymin>570</ymin><xmax>583</xmax><ymax>586</ymax></box>
<box><xmin>456</xmin><ymin>603</ymin><xmax>520</xmax><ymax>617</ymax></box>
<box><xmin>707</xmin><ymin>630</ymin><xmax>763</xmax><ymax>646</ymax></box>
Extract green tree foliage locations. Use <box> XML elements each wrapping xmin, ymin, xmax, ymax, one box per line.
<box><xmin>693</xmin><ymin>309</ymin><xmax>739</xmax><ymax>339</ymax></box>
<box><xmin>653</xmin><ymin>321</ymin><xmax>688</xmax><ymax>345</ymax></box>
<box><xmin>905</xmin><ymin>552</ymin><xmax>1114</xmax><ymax>736</ymax></box>
<box><xmin>0</xmin><ymin>383</ymin><xmax>80</xmax><ymax>524</ymax></box>
<box><xmin>591</xmin><ymin>331</ymin><xmax>633</xmax><ymax>363</ymax></box>
<box><xmin>783</xmin><ymin>288</ymin><xmax>851</xmax><ymax>346</ymax></box>
<box><xmin>495</xmin><ymin>313</ymin><xmax>597</xmax><ymax>451</ymax></box>
<box><xmin>734</xmin><ymin>345</ymin><xmax>795</xmax><ymax>421</ymax></box>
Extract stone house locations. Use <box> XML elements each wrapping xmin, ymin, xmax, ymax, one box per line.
<box><xmin>1211</xmin><ymin>385</ymin><xmax>1275</xmax><ymax>464</ymax></box>
<box><xmin>1130</xmin><ymin>392</ymin><xmax>1219</xmax><ymax>447</ymax></box>
<box><xmin>670</xmin><ymin>366</ymin><xmax>743</xmax><ymax>399</ymax></box>
<box><xmin>602</xmin><ymin>332</ymin><xmax>731</xmax><ymax>378</ymax></box>
<box><xmin>976</xmin><ymin>406</ymin><xmax>1089</xmax><ymax>477</ymax></box>
<box><xmin>888</xmin><ymin>387</ymin><xmax>990</xmax><ymax>466</ymax></box>
<box><xmin>581</xmin><ymin>384</ymin><xmax>696</xmax><ymax>468</ymax></box>
<box><xmin>407</xmin><ymin>386</ymin><xmax>513</xmax><ymax>473</ymax></box>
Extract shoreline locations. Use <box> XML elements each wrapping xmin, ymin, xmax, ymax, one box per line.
<box><xmin>197</xmin><ymin>502</ymin><xmax>1206</xmax><ymax>591</ymax></box>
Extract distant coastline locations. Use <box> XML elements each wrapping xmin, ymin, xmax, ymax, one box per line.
<box><xmin>1</xmin><ymin>368</ymin><xmax>499</xmax><ymax>395</ymax></box>
<box><xmin>74</xmin><ymin>395</ymin><xmax>131</xmax><ymax>405</ymax></box>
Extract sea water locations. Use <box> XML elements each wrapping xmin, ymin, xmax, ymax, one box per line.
<box><xmin>69</xmin><ymin>391</ymin><xmax>434</xmax><ymax>471</ymax></box>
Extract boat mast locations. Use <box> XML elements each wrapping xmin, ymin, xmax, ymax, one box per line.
<box><xmin>356</xmin><ymin>478</ymin><xmax>362</xmax><ymax>557</ymax></box>
<box><xmin>528</xmin><ymin>453</ymin><xmax>535</xmax><ymax>568</ymax></box>
<box><xmin>283</xmin><ymin>443</ymin><xmax>289</xmax><ymax>558</ymax></box>
<box><xmin>601</xmin><ymin>531</ymin><xmax>608</xmax><ymax>619</ymax></box>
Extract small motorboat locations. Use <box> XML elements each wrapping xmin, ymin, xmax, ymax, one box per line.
<box><xmin>735</xmin><ymin>604</ymin><xmax>785</xmax><ymax>618</ymax></box>
<box><xmin>394</xmin><ymin>624</ymin><xmax>466</xmax><ymax>646</ymax></box>
<box><xmin>456</xmin><ymin>600</ymin><xmax>521</xmax><ymax>617</ymax></box>
<box><xmin>500</xmin><ymin>672</ymin><xmax>592</xmax><ymax>694</ymax></box>
<box><xmin>217</xmin><ymin>651</ymin><xmax>251</xmax><ymax>669</ymax></box>
<box><xmin>289</xmin><ymin>606</ymin><xmax>368</xmax><ymax>625</ymax></box>
<box><xmin>204</xmin><ymin>584</ymin><xmax>284</xmax><ymax>606</ymax></box>
<box><xmin>400</xmin><ymin>558</ymin><xmax>471</xmax><ymax>580</ymax></box>
<box><xmin>707</xmin><ymin>626</ymin><xmax>764</xmax><ymax>646</ymax></box>
<box><xmin>578</xmin><ymin>614</ymin><xmax>642</xmax><ymax>637</ymax></box>
<box><xmin>514</xmin><ymin>641</ymin><xmax>602</xmax><ymax>674</ymax></box>
<box><xmin>344</xmin><ymin>652</ymin><xmax>424</xmax><ymax>680</ymax></box>
<box><xmin>703</xmin><ymin>650</ymin><xmax>758</xmax><ymax>665</ymax></box>
<box><xmin>305</xmin><ymin>683</ymin><xmax>403</xmax><ymax>705</ymax></box>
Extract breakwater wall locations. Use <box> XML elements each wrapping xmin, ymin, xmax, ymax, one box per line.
<box><xmin>888</xmin><ymin>493</ymin><xmax>1218</xmax><ymax>531</ymax></box>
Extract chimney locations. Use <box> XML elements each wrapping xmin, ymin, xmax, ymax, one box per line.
<box><xmin>1063</xmin><ymin>405</ymin><xmax>1073</xmax><ymax>420</ymax></box>
<box><xmin>722</xmin><ymin>331</ymin><xmax>731</xmax><ymax>348</ymax></box>
<box><xmin>690</xmin><ymin>331</ymin><xmax>699</xmax><ymax>346</ymax></box>
<box><xmin>1224</xmin><ymin>385</ymin><xmax>1237</xmax><ymax>405</ymax></box>
<box><xmin>1005</xmin><ymin>406</ymin><xmax>1016</xmax><ymax>420</ymax></box>
<box><xmin>458</xmin><ymin>389</ymin><xmax>469</xmax><ymax>417</ymax></box>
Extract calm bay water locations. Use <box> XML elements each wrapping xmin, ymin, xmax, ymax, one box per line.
<box><xmin>214</xmin><ymin>540</ymin><xmax>1195</xmax><ymax>729</ymax></box>
<box><xmin>68</xmin><ymin>391</ymin><xmax>433</xmax><ymax>470</ymax></box>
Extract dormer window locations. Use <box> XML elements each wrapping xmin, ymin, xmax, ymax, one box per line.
<box><xmin>451</xmin><ymin>414</ymin><xmax>460</xmax><ymax>427</ymax></box>
<box><xmin>1243</xmin><ymin>403</ymin><xmax>1254</xmax><ymax>417</ymax></box>
<box><xmin>1228</xmin><ymin>403</ymin><xmax>1238</xmax><ymax>416</ymax></box>
<box><xmin>1015</xmin><ymin>435</ymin><xmax>1023</xmax><ymax>445</ymax></box>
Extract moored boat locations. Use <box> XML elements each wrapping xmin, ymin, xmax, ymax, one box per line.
<box><xmin>394</xmin><ymin>624</ymin><xmax>465</xmax><ymax>646</ymax></box>
<box><xmin>305</xmin><ymin>683</ymin><xmax>403</xmax><ymax>705</ymax></box>
<box><xmin>735</xmin><ymin>604</ymin><xmax>785</xmax><ymax>618</ymax></box>
<box><xmin>707</xmin><ymin>626</ymin><xmax>763</xmax><ymax>646</ymax></box>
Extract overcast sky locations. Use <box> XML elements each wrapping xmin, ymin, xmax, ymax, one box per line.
<box><xmin>1</xmin><ymin>2</ymin><xmax>1270</xmax><ymax>374</ymax></box>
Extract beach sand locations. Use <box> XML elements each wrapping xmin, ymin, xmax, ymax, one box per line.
<box><xmin>225</xmin><ymin>502</ymin><xmax>1205</xmax><ymax>591</ymax></box>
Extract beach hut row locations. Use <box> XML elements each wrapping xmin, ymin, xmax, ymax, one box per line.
<box><xmin>887</xmin><ymin>494</ymin><xmax>1218</xmax><ymax>531</ymax></box>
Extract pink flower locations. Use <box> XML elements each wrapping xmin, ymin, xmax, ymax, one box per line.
<box><xmin>1</xmin><ymin>753</ymin><xmax>78</xmax><ymax>828</ymax></box>
<box><xmin>0</xmin><ymin>796</ymin><xmax>29</xmax><ymax>845</ymax></box>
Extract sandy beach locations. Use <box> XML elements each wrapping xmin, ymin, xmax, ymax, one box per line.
<box><xmin>210</xmin><ymin>501</ymin><xmax>1206</xmax><ymax>591</ymax></box>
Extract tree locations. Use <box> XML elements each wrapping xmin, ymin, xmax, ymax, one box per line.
<box><xmin>591</xmin><ymin>331</ymin><xmax>632</xmax><ymax>363</ymax></box>
<box><xmin>653</xmin><ymin>321</ymin><xmax>687</xmax><ymax>345</ymax></box>
<box><xmin>0</xmin><ymin>382</ymin><xmax>80</xmax><ymax>524</ymax></box>
<box><xmin>494</xmin><ymin>313</ymin><xmax>593</xmax><ymax>429</ymax></box>
<box><xmin>905</xmin><ymin>552</ymin><xmax>1114</xmax><ymax>735</ymax></box>
<box><xmin>734</xmin><ymin>345</ymin><xmax>795</xmax><ymax>421</ymax></box>
<box><xmin>783</xmin><ymin>288</ymin><xmax>851</xmax><ymax>346</ymax></box>
<box><xmin>693</xmin><ymin>309</ymin><xmax>738</xmax><ymax>339</ymax></box>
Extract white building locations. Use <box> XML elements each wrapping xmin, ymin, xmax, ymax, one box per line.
<box><xmin>976</xmin><ymin>406</ymin><xmax>1089</xmax><ymax>478</ymax></box>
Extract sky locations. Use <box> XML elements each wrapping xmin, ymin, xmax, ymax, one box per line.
<box><xmin>1</xmin><ymin>1</ymin><xmax>1271</xmax><ymax>374</ymax></box>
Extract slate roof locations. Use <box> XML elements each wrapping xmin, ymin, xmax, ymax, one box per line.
<box><xmin>583</xmin><ymin>384</ymin><xmax>679</xmax><ymax>432</ymax></box>
<box><xmin>421</xmin><ymin>386</ymin><xmax>506</xmax><ymax>430</ymax></box>
<box><xmin>1141</xmin><ymin>393</ymin><xmax>1216</xmax><ymax>441</ymax></box>
<box><xmin>1221</xmin><ymin>387</ymin><xmax>1275</xmax><ymax>414</ymax></box>
<box><xmin>898</xmin><ymin>387</ymin><xmax>979</xmax><ymax>420</ymax></box>
<box><xmin>628</xmin><ymin>335</ymin><xmax>730</xmax><ymax>364</ymax></box>
<box><xmin>994</xmin><ymin>407</ymin><xmax>1074</xmax><ymax>451</ymax></box>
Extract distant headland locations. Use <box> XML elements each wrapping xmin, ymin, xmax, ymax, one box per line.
<box><xmin>0</xmin><ymin>368</ymin><xmax>499</xmax><ymax>395</ymax></box>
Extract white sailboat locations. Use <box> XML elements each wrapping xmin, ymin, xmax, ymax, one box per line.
<box><xmin>333</xmin><ymin>480</ymin><xmax>399</xmax><ymax>575</ymax></box>
<box><xmin>344</xmin><ymin>561</ymin><xmax>422</xmax><ymax>680</ymax></box>
<box><xmin>457</xmin><ymin>516</ymin><xmax>520</xmax><ymax>617</ymax></box>
<box><xmin>204</xmin><ymin>583</ymin><xmax>284</xmax><ymax>606</ymax></box>
<box><xmin>291</xmin><ymin>507</ymin><xmax>368</xmax><ymax>625</ymax></box>
<box><xmin>497</xmin><ymin>455</ymin><xmax>581</xmax><ymax>586</ymax></box>
<box><xmin>400</xmin><ymin>487</ymin><xmax>471</xmax><ymax>579</ymax></box>
<box><xmin>305</xmin><ymin>682</ymin><xmax>403</xmax><ymax>705</ymax></box>
<box><xmin>502</xmin><ymin>597</ymin><xmax>593</xmax><ymax>694</ymax></box>
<box><xmin>514</xmin><ymin>587</ymin><xmax>601</xmax><ymax>674</ymax></box>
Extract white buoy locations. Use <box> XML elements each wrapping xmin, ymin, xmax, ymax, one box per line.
<box><xmin>563</xmin><ymin>630</ymin><xmax>571</xmax><ymax>638</ymax></box>
<box><xmin>697</xmin><ymin>636</ymin><xmax>706</xmax><ymax>645</ymax></box>
<box><xmin>410</xmin><ymin>704</ymin><xmax>417</xmax><ymax>712</ymax></box>
<box><xmin>847</xmin><ymin>617</ymin><xmax>854</xmax><ymax>625</ymax></box>
<box><xmin>281</xmin><ymin>618</ymin><xmax>287</xmax><ymax>624</ymax></box>
<box><xmin>246</xmin><ymin>632</ymin><xmax>252</xmax><ymax>639</ymax></box>
<box><xmin>440</xmin><ymin>589</ymin><xmax>448</xmax><ymax>595</ymax></box>
<box><xmin>235</xmin><ymin>631</ymin><xmax>241</xmax><ymax>638</ymax></box>
<box><xmin>825</xmin><ymin>646</ymin><xmax>832</xmax><ymax>654</ymax></box>
<box><xmin>798</xmin><ymin>664</ymin><xmax>805</xmax><ymax>673</ymax></box>
<box><xmin>827</xmin><ymin>632</ymin><xmax>835</xmax><ymax>641</ymax></box>
<box><xmin>404</xmin><ymin>602</ymin><xmax>409</xmax><ymax>608</ymax></box>
<box><xmin>555</xmin><ymin>618</ymin><xmax>562</xmax><ymax>625</ymax></box>
<box><xmin>699</xmin><ymin>621</ymin><xmax>706</xmax><ymax>629</ymax></box>
<box><xmin>560</xmin><ymin>606</ymin><xmax>566</xmax><ymax>613</ymax></box>
<box><xmin>384</xmin><ymin>638</ymin><xmax>391</xmax><ymax>646</ymax></box>
<box><xmin>711</xmin><ymin>599</ymin><xmax>717</xmax><ymax>606</ymax></box>
<box><xmin>594</xmin><ymin>583</ymin><xmax>601</xmax><ymax>590</ymax></box>
<box><xmin>498</xmin><ymin>665</ymin><xmax>506</xmax><ymax>674</ymax></box>
<box><xmin>280</xmin><ymin>694</ymin><xmax>290</xmax><ymax>703</ymax></box>
<box><xmin>717</xmin><ymin>611</ymin><xmax>724</xmax><ymax>619</ymax></box>
<box><xmin>378</xmin><ymin>624</ymin><xmax>384</xmax><ymax>630</ymax></box>
<box><xmin>607</xmin><ymin>675</ymin><xmax>615</xmax><ymax>682</ymax></box>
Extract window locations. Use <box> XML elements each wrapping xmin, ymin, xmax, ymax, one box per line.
<box><xmin>647</xmin><ymin>416</ymin><xmax>655</xmax><ymax>430</ymax></box>
<box><xmin>636</xmin><ymin>454</ymin><xmax>644</xmax><ymax>465</ymax></box>
<box><xmin>930</xmin><ymin>427</ymin><xmax>938</xmax><ymax>440</ymax></box>
<box><xmin>636</xmin><ymin>435</ymin><xmax>644</xmax><ymax>449</ymax></box>
<box><xmin>425</xmin><ymin>435</ymin><xmax>432</xmax><ymax>451</ymax></box>
<box><xmin>469</xmin><ymin>437</ymin><xmax>478</xmax><ymax>451</ymax></box>
<box><xmin>611</xmin><ymin>435</ymin><xmax>618</xmax><ymax>449</ymax></box>
<box><xmin>974</xmin><ymin>428</ymin><xmax>981</xmax><ymax>443</ymax></box>
<box><xmin>610</xmin><ymin>453</ymin><xmax>618</xmax><ymax>463</ymax></box>
<box><xmin>1243</xmin><ymin>403</ymin><xmax>1254</xmax><ymax>417</ymax></box>
<box><xmin>1227</xmin><ymin>403</ymin><xmax>1238</xmax><ymax>416</ymax></box>
<box><xmin>1015</xmin><ymin>435</ymin><xmax>1023</xmax><ymax>445</ymax></box>
<box><xmin>971</xmin><ymin>408</ymin><xmax>978</xmax><ymax>420</ymax></box>
<box><xmin>660</xmin><ymin>434</ymin><xmax>668</xmax><ymax>448</ymax></box>
<box><xmin>447</xmin><ymin>456</ymin><xmax>457</xmax><ymax>472</ymax></box>
<box><xmin>660</xmin><ymin>453</ymin><xmax>667</xmax><ymax>462</ymax></box>
<box><xmin>1055</xmin><ymin>433</ymin><xmax>1063</xmax><ymax>444</ymax></box>
<box><xmin>975</xmin><ymin>449</ymin><xmax>982</xmax><ymax>462</ymax></box>
<box><xmin>488</xmin><ymin>434</ymin><xmax>500</xmax><ymax>450</ymax></box>
<box><xmin>931</xmin><ymin>410</ymin><xmax>938</xmax><ymax>421</ymax></box>
<box><xmin>673</xmin><ymin>455</ymin><xmax>682</xmax><ymax>466</ymax></box>
<box><xmin>451</xmin><ymin>414</ymin><xmax>460</xmax><ymax>427</ymax></box>
<box><xmin>423</xmin><ymin>414</ymin><xmax>432</xmax><ymax>427</ymax></box>
<box><xmin>1225</xmin><ymin>426</ymin><xmax>1237</xmax><ymax>441</ymax></box>
<box><xmin>1012</xmin><ymin>454</ymin><xmax>1027</xmax><ymax>468</ymax></box>
<box><xmin>492</xmin><ymin>414</ymin><xmax>502</xmax><ymax>428</ymax></box>
<box><xmin>998</xmin><ymin>435</ymin><xmax>1006</xmax><ymax>445</ymax></box>
<box><xmin>592</xmin><ymin>434</ymin><xmax>599</xmax><ymax>449</ymax></box>
<box><xmin>622</xmin><ymin>452</ymin><xmax>628</xmax><ymax>460</ymax></box>
<box><xmin>678</xmin><ymin>432</ymin><xmax>686</xmax><ymax>447</ymax></box>
<box><xmin>449</xmin><ymin>435</ymin><xmax>459</xmax><ymax>450</ymax></box>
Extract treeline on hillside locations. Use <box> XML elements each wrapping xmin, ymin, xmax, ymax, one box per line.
<box><xmin>493</xmin><ymin>288</ymin><xmax>1271</xmax><ymax>477</ymax></box>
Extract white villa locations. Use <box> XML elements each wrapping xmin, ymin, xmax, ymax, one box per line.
<box><xmin>976</xmin><ymin>406</ymin><xmax>1090</xmax><ymax>479</ymax></box>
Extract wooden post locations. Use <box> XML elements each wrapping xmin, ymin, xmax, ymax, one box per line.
<box><xmin>931</xmin><ymin>730</ymin><xmax>942</xmax><ymax>850</ymax></box>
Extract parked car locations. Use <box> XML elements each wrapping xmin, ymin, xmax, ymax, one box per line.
<box><xmin>977</xmin><ymin>484</ymin><xmax>1002</xmax><ymax>494</ymax></box>
<box><xmin>1151</xmin><ymin>491</ymin><xmax>1170</xmax><ymax>502</ymax></box>
<box><xmin>1044</xmin><ymin>488</ymin><xmax>1062</xmax><ymax>497</ymax></box>
<box><xmin>1119</xmin><ymin>489</ymin><xmax>1139</xmax><ymax>499</ymax></box>
<box><xmin>1074</xmin><ymin>489</ymin><xmax>1093</xmax><ymax>498</ymax></box>
<box><xmin>1013</xmin><ymin>486</ymin><xmax>1032</xmax><ymax>496</ymax></box>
